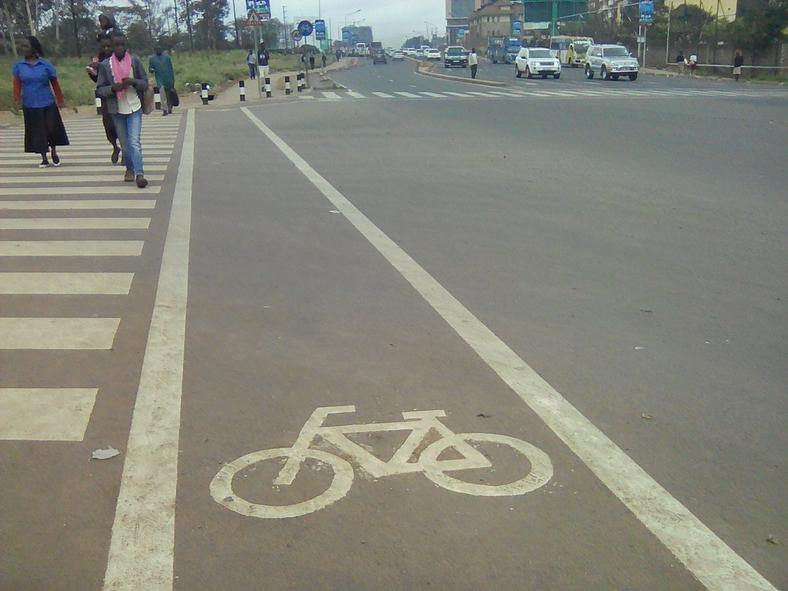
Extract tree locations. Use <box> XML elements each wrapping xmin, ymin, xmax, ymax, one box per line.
<box><xmin>726</xmin><ymin>1</ymin><xmax>787</xmax><ymax>63</ymax></box>
<box><xmin>189</xmin><ymin>0</ymin><xmax>229</xmax><ymax>50</ymax></box>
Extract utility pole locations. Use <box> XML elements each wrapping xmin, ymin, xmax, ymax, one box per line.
<box><xmin>67</xmin><ymin>0</ymin><xmax>81</xmax><ymax>58</ymax></box>
<box><xmin>283</xmin><ymin>5</ymin><xmax>288</xmax><ymax>50</ymax></box>
<box><xmin>231</xmin><ymin>0</ymin><xmax>240</xmax><ymax>48</ymax></box>
<box><xmin>185</xmin><ymin>0</ymin><xmax>193</xmax><ymax>52</ymax></box>
<box><xmin>173</xmin><ymin>0</ymin><xmax>179</xmax><ymax>34</ymax></box>
<box><xmin>665</xmin><ymin>1</ymin><xmax>672</xmax><ymax>64</ymax></box>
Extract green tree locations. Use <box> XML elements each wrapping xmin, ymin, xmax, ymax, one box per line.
<box><xmin>726</xmin><ymin>1</ymin><xmax>787</xmax><ymax>63</ymax></box>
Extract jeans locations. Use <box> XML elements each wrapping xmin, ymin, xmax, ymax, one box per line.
<box><xmin>471</xmin><ymin>64</ymin><xmax>478</xmax><ymax>79</ymax></box>
<box><xmin>112</xmin><ymin>109</ymin><xmax>143</xmax><ymax>176</ymax></box>
<box><xmin>248</xmin><ymin>63</ymin><xmax>256</xmax><ymax>79</ymax></box>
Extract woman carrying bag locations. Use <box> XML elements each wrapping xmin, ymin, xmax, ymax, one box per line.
<box><xmin>96</xmin><ymin>31</ymin><xmax>151</xmax><ymax>188</ymax></box>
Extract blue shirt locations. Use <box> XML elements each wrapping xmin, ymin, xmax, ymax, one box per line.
<box><xmin>12</xmin><ymin>59</ymin><xmax>57</xmax><ymax>108</ymax></box>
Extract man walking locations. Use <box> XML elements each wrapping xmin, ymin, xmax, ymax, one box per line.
<box><xmin>469</xmin><ymin>48</ymin><xmax>478</xmax><ymax>79</ymax></box>
<box><xmin>149</xmin><ymin>46</ymin><xmax>176</xmax><ymax>115</ymax></box>
<box><xmin>733</xmin><ymin>49</ymin><xmax>744</xmax><ymax>82</ymax></box>
<box><xmin>247</xmin><ymin>49</ymin><xmax>256</xmax><ymax>79</ymax></box>
<box><xmin>257</xmin><ymin>42</ymin><xmax>270</xmax><ymax>79</ymax></box>
<box><xmin>309</xmin><ymin>53</ymin><xmax>316</xmax><ymax>70</ymax></box>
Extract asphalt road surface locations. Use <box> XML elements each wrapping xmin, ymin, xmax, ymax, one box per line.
<box><xmin>1</xmin><ymin>58</ymin><xmax>786</xmax><ymax>591</ymax></box>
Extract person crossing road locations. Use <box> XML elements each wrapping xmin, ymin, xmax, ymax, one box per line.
<box><xmin>469</xmin><ymin>48</ymin><xmax>479</xmax><ymax>79</ymax></box>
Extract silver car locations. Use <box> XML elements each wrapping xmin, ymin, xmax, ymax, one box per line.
<box><xmin>585</xmin><ymin>44</ymin><xmax>639</xmax><ymax>81</ymax></box>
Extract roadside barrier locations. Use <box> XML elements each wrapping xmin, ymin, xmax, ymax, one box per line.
<box><xmin>154</xmin><ymin>86</ymin><xmax>162</xmax><ymax>111</ymax></box>
<box><xmin>239</xmin><ymin>80</ymin><xmax>246</xmax><ymax>102</ymax></box>
<box><xmin>201</xmin><ymin>82</ymin><xmax>209</xmax><ymax>105</ymax></box>
<box><xmin>264</xmin><ymin>77</ymin><xmax>272</xmax><ymax>98</ymax></box>
<box><xmin>285</xmin><ymin>75</ymin><xmax>291</xmax><ymax>95</ymax></box>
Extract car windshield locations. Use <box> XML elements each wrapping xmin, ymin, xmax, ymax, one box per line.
<box><xmin>574</xmin><ymin>43</ymin><xmax>589</xmax><ymax>52</ymax></box>
<box><xmin>447</xmin><ymin>48</ymin><xmax>464</xmax><ymax>55</ymax></box>
<box><xmin>604</xmin><ymin>47</ymin><xmax>630</xmax><ymax>57</ymax></box>
<box><xmin>529</xmin><ymin>49</ymin><xmax>552</xmax><ymax>58</ymax></box>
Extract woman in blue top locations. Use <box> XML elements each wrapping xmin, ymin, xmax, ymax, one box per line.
<box><xmin>11</xmin><ymin>36</ymin><xmax>70</xmax><ymax>168</ymax></box>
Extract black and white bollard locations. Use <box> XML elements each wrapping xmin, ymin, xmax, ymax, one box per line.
<box><xmin>154</xmin><ymin>86</ymin><xmax>162</xmax><ymax>111</ymax></box>
<box><xmin>95</xmin><ymin>95</ymin><xmax>102</xmax><ymax>115</ymax></box>
<box><xmin>296</xmin><ymin>73</ymin><xmax>303</xmax><ymax>92</ymax></box>
<box><xmin>239</xmin><ymin>80</ymin><xmax>246</xmax><ymax>102</ymax></box>
<box><xmin>201</xmin><ymin>82</ymin><xmax>209</xmax><ymax>105</ymax></box>
<box><xmin>284</xmin><ymin>75</ymin><xmax>291</xmax><ymax>95</ymax></box>
<box><xmin>264</xmin><ymin>77</ymin><xmax>272</xmax><ymax>98</ymax></box>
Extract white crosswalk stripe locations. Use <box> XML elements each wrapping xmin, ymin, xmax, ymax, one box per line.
<box><xmin>419</xmin><ymin>92</ymin><xmax>448</xmax><ymax>98</ymax></box>
<box><xmin>0</xmin><ymin>114</ymin><xmax>182</xmax><ymax>441</ymax></box>
<box><xmin>347</xmin><ymin>90</ymin><xmax>366</xmax><ymax>98</ymax></box>
<box><xmin>372</xmin><ymin>92</ymin><xmax>395</xmax><ymax>98</ymax></box>
<box><xmin>321</xmin><ymin>91</ymin><xmax>342</xmax><ymax>99</ymax></box>
<box><xmin>443</xmin><ymin>91</ymin><xmax>474</xmax><ymax>97</ymax></box>
<box><xmin>395</xmin><ymin>92</ymin><xmax>421</xmax><ymax>98</ymax></box>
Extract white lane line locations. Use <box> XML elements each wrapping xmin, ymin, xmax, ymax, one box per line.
<box><xmin>372</xmin><ymin>92</ymin><xmax>394</xmax><ymax>98</ymax></box>
<box><xmin>102</xmin><ymin>108</ymin><xmax>194</xmax><ymax>591</ymax></box>
<box><xmin>419</xmin><ymin>92</ymin><xmax>448</xmax><ymax>98</ymax></box>
<box><xmin>321</xmin><ymin>91</ymin><xmax>341</xmax><ymax>99</ymax></box>
<box><xmin>0</xmin><ymin>272</ymin><xmax>134</xmax><ymax>294</ymax></box>
<box><xmin>0</xmin><ymin>240</ymin><xmax>144</xmax><ymax>256</ymax></box>
<box><xmin>0</xmin><ymin>199</ymin><xmax>156</xmax><ymax>210</ymax></box>
<box><xmin>0</xmin><ymin>157</ymin><xmax>171</xmax><ymax>165</ymax></box>
<box><xmin>297</xmin><ymin>95</ymin><xmax>315</xmax><ymax>100</ymax></box>
<box><xmin>0</xmin><ymin>388</ymin><xmax>98</xmax><ymax>441</ymax></box>
<box><xmin>394</xmin><ymin>92</ymin><xmax>421</xmax><ymax>98</ymax></box>
<box><xmin>443</xmin><ymin>91</ymin><xmax>473</xmax><ymax>97</ymax></box>
<box><xmin>0</xmin><ymin>174</ymin><xmax>165</xmax><ymax>184</ymax></box>
<box><xmin>0</xmin><ymin>165</ymin><xmax>168</xmax><ymax>174</ymax></box>
<box><xmin>0</xmin><ymin>186</ymin><xmax>161</xmax><ymax>195</ymax></box>
<box><xmin>0</xmin><ymin>217</ymin><xmax>150</xmax><ymax>229</ymax></box>
<box><xmin>347</xmin><ymin>91</ymin><xmax>366</xmax><ymax>98</ymax></box>
<box><xmin>240</xmin><ymin>106</ymin><xmax>778</xmax><ymax>591</ymax></box>
<box><xmin>0</xmin><ymin>317</ymin><xmax>119</xmax><ymax>349</ymax></box>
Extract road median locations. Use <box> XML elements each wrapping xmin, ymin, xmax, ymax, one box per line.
<box><xmin>412</xmin><ymin>59</ymin><xmax>507</xmax><ymax>88</ymax></box>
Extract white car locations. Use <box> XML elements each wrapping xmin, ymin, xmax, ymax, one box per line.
<box><xmin>403</xmin><ymin>48</ymin><xmax>416</xmax><ymax>57</ymax></box>
<box><xmin>392</xmin><ymin>50</ymin><xmax>404</xmax><ymax>60</ymax></box>
<box><xmin>425</xmin><ymin>48</ymin><xmax>441</xmax><ymax>60</ymax></box>
<box><xmin>514</xmin><ymin>47</ymin><xmax>561</xmax><ymax>79</ymax></box>
<box><xmin>415</xmin><ymin>48</ymin><xmax>425</xmax><ymax>58</ymax></box>
<box><xmin>584</xmin><ymin>44</ymin><xmax>639</xmax><ymax>81</ymax></box>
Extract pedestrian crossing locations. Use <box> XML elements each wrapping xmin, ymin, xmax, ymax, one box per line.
<box><xmin>0</xmin><ymin>113</ymin><xmax>182</xmax><ymax>442</ymax></box>
<box><xmin>316</xmin><ymin>87</ymin><xmax>786</xmax><ymax>101</ymax></box>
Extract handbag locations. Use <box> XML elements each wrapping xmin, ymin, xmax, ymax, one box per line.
<box><xmin>170</xmin><ymin>89</ymin><xmax>180</xmax><ymax>107</ymax></box>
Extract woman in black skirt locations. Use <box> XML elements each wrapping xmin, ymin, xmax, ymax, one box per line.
<box><xmin>11</xmin><ymin>36</ymin><xmax>69</xmax><ymax>168</ymax></box>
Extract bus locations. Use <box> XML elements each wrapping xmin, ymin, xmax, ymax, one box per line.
<box><xmin>549</xmin><ymin>36</ymin><xmax>593</xmax><ymax>64</ymax></box>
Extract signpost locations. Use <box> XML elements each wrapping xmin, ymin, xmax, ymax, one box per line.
<box><xmin>638</xmin><ymin>0</ymin><xmax>653</xmax><ymax>67</ymax></box>
<box><xmin>314</xmin><ymin>19</ymin><xmax>326</xmax><ymax>41</ymax></box>
<box><xmin>298</xmin><ymin>20</ymin><xmax>313</xmax><ymax>38</ymax></box>
<box><xmin>292</xmin><ymin>30</ymin><xmax>302</xmax><ymax>43</ymax></box>
<box><xmin>245</xmin><ymin>0</ymin><xmax>270</xmax><ymax>20</ymax></box>
<box><xmin>512</xmin><ymin>20</ymin><xmax>522</xmax><ymax>35</ymax></box>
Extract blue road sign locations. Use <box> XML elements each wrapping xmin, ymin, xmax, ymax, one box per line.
<box><xmin>298</xmin><ymin>20</ymin><xmax>313</xmax><ymax>37</ymax></box>
<box><xmin>513</xmin><ymin>20</ymin><xmax>522</xmax><ymax>34</ymax></box>
<box><xmin>640</xmin><ymin>0</ymin><xmax>654</xmax><ymax>24</ymax></box>
<box><xmin>315</xmin><ymin>19</ymin><xmax>326</xmax><ymax>41</ymax></box>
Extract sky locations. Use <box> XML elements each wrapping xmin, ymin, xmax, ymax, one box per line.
<box><xmin>233</xmin><ymin>0</ymin><xmax>446</xmax><ymax>47</ymax></box>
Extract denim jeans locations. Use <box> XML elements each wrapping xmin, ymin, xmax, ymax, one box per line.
<box><xmin>112</xmin><ymin>109</ymin><xmax>143</xmax><ymax>176</ymax></box>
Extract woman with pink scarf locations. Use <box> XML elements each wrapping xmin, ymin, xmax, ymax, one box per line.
<box><xmin>96</xmin><ymin>32</ymin><xmax>149</xmax><ymax>188</ymax></box>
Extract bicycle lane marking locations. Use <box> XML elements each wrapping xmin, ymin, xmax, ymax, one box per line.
<box><xmin>102</xmin><ymin>109</ymin><xmax>195</xmax><ymax>591</ymax></box>
<box><xmin>239</xmin><ymin>105</ymin><xmax>778</xmax><ymax>591</ymax></box>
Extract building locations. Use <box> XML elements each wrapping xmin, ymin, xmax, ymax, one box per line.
<box><xmin>467</xmin><ymin>1</ymin><xmax>525</xmax><ymax>48</ymax></box>
<box><xmin>341</xmin><ymin>25</ymin><xmax>373</xmax><ymax>46</ymax></box>
<box><xmin>446</xmin><ymin>0</ymin><xmax>480</xmax><ymax>44</ymax></box>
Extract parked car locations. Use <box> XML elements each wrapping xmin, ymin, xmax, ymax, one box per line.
<box><xmin>443</xmin><ymin>46</ymin><xmax>468</xmax><ymax>68</ymax></box>
<box><xmin>372</xmin><ymin>48</ymin><xmax>387</xmax><ymax>64</ymax></box>
<box><xmin>584</xmin><ymin>44</ymin><xmax>639</xmax><ymax>80</ymax></box>
<box><xmin>392</xmin><ymin>50</ymin><xmax>405</xmax><ymax>61</ymax></box>
<box><xmin>425</xmin><ymin>48</ymin><xmax>442</xmax><ymax>60</ymax></box>
<box><xmin>514</xmin><ymin>47</ymin><xmax>561</xmax><ymax>79</ymax></box>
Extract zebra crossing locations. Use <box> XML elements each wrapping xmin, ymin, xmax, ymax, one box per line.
<box><xmin>315</xmin><ymin>87</ymin><xmax>786</xmax><ymax>101</ymax></box>
<box><xmin>0</xmin><ymin>113</ymin><xmax>182</xmax><ymax>442</ymax></box>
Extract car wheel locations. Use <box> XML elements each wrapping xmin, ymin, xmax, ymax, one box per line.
<box><xmin>612</xmin><ymin>74</ymin><xmax>620</xmax><ymax>80</ymax></box>
<box><xmin>601</xmin><ymin>66</ymin><xmax>609</xmax><ymax>80</ymax></box>
<box><xmin>629</xmin><ymin>73</ymin><xmax>638</xmax><ymax>81</ymax></box>
<box><xmin>525</xmin><ymin>66</ymin><xmax>532</xmax><ymax>79</ymax></box>
<box><xmin>585</xmin><ymin>64</ymin><xmax>594</xmax><ymax>79</ymax></box>
<box><xmin>554</xmin><ymin>73</ymin><xmax>560</xmax><ymax>79</ymax></box>
<box><xmin>515</xmin><ymin>65</ymin><xmax>522</xmax><ymax>78</ymax></box>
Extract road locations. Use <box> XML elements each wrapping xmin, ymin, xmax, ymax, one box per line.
<box><xmin>1</xmin><ymin>58</ymin><xmax>786</xmax><ymax>591</ymax></box>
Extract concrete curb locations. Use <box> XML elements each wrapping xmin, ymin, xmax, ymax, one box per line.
<box><xmin>414</xmin><ymin>63</ymin><xmax>507</xmax><ymax>88</ymax></box>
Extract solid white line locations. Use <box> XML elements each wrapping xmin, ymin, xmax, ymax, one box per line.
<box><xmin>0</xmin><ymin>186</ymin><xmax>161</xmax><ymax>196</ymax></box>
<box><xmin>0</xmin><ymin>174</ymin><xmax>165</xmax><ymax>184</ymax></box>
<box><xmin>0</xmin><ymin>217</ymin><xmax>150</xmax><ymax>229</ymax></box>
<box><xmin>0</xmin><ymin>388</ymin><xmax>98</xmax><ymax>441</ymax></box>
<box><xmin>102</xmin><ymin>108</ymin><xmax>195</xmax><ymax>591</ymax></box>
<box><xmin>372</xmin><ymin>92</ymin><xmax>394</xmax><ymax>98</ymax></box>
<box><xmin>0</xmin><ymin>272</ymin><xmax>134</xmax><ymax>294</ymax></box>
<box><xmin>0</xmin><ymin>317</ymin><xmax>119</xmax><ymax>349</ymax></box>
<box><xmin>347</xmin><ymin>91</ymin><xmax>366</xmax><ymax>98</ymax></box>
<box><xmin>240</xmin><ymin>106</ymin><xmax>778</xmax><ymax>591</ymax></box>
<box><xmin>394</xmin><ymin>92</ymin><xmax>421</xmax><ymax>98</ymax></box>
<box><xmin>321</xmin><ymin>91</ymin><xmax>341</xmax><ymax>99</ymax></box>
<box><xmin>0</xmin><ymin>240</ymin><xmax>143</xmax><ymax>257</ymax></box>
<box><xmin>0</xmin><ymin>165</ymin><xmax>168</xmax><ymax>173</ymax></box>
<box><xmin>0</xmin><ymin>199</ymin><xmax>156</xmax><ymax>209</ymax></box>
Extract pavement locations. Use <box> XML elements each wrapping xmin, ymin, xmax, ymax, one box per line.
<box><xmin>1</xmin><ymin>57</ymin><xmax>786</xmax><ymax>591</ymax></box>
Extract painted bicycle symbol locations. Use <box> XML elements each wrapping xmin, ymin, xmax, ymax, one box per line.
<box><xmin>210</xmin><ymin>405</ymin><xmax>553</xmax><ymax>519</ymax></box>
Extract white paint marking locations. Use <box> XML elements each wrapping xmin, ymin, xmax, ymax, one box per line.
<box><xmin>297</xmin><ymin>95</ymin><xmax>315</xmax><ymax>100</ymax></box>
<box><xmin>419</xmin><ymin>92</ymin><xmax>448</xmax><ymax>98</ymax></box>
<box><xmin>443</xmin><ymin>91</ymin><xmax>473</xmax><ymax>97</ymax></box>
<box><xmin>0</xmin><ymin>157</ymin><xmax>171</xmax><ymax>165</ymax></box>
<box><xmin>0</xmin><ymin>217</ymin><xmax>149</xmax><ymax>229</ymax></box>
<box><xmin>240</xmin><ymin>106</ymin><xmax>779</xmax><ymax>591</ymax></box>
<box><xmin>102</xmin><ymin>108</ymin><xmax>195</xmax><ymax>591</ymax></box>
<box><xmin>0</xmin><ymin>146</ymin><xmax>173</xmax><ymax>154</ymax></box>
<box><xmin>372</xmin><ymin>92</ymin><xmax>394</xmax><ymax>98</ymax></box>
<box><xmin>0</xmin><ymin>272</ymin><xmax>134</xmax><ymax>294</ymax></box>
<box><xmin>488</xmin><ymin>91</ymin><xmax>528</xmax><ymax>98</ymax></box>
<box><xmin>0</xmin><ymin>317</ymin><xmax>119</xmax><ymax>349</ymax></box>
<box><xmin>394</xmin><ymin>92</ymin><xmax>421</xmax><ymax>98</ymax></box>
<box><xmin>0</xmin><ymin>165</ymin><xmax>167</xmax><ymax>174</ymax></box>
<box><xmin>0</xmin><ymin>199</ymin><xmax>156</xmax><ymax>210</ymax></box>
<box><xmin>321</xmin><ymin>91</ymin><xmax>341</xmax><ymax>99</ymax></box>
<box><xmin>0</xmin><ymin>388</ymin><xmax>98</xmax><ymax>441</ymax></box>
<box><xmin>0</xmin><ymin>174</ymin><xmax>164</xmax><ymax>184</ymax></box>
<box><xmin>347</xmin><ymin>90</ymin><xmax>366</xmax><ymax>99</ymax></box>
<box><xmin>466</xmin><ymin>91</ymin><xmax>499</xmax><ymax>97</ymax></box>
<box><xmin>0</xmin><ymin>186</ymin><xmax>161</xmax><ymax>196</ymax></box>
<box><xmin>0</xmin><ymin>240</ymin><xmax>143</xmax><ymax>257</ymax></box>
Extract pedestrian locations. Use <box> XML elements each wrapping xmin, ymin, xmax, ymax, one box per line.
<box><xmin>247</xmin><ymin>49</ymin><xmax>256</xmax><ymax>79</ymax></box>
<box><xmin>257</xmin><ymin>42</ymin><xmax>270</xmax><ymax>79</ymax></box>
<box><xmin>11</xmin><ymin>36</ymin><xmax>69</xmax><ymax>168</ymax></box>
<box><xmin>733</xmin><ymin>49</ymin><xmax>744</xmax><ymax>82</ymax></box>
<box><xmin>96</xmin><ymin>31</ymin><xmax>149</xmax><ymax>188</ymax></box>
<box><xmin>688</xmin><ymin>53</ymin><xmax>698</xmax><ymax>77</ymax></box>
<box><xmin>675</xmin><ymin>50</ymin><xmax>685</xmax><ymax>74</ymax></box>
<box><xmin>309</xmin><ymin>53</ymin><xmax>316</xmax><ymax>70</ymax></box>
<box><xmin>149</xmin><ymin>45</ymin><xmax>176</xmax><ymax>116</ymax></box>
<box><xmin>469</xmin><ymin>47</ymin><xmax>478</xmax><ymax>79</ymax></box>
<box><xmin>98</xmin><ymin>12</ymin><xmax>120</xmax><ymax>36</ymax></box>
<box><xmin>335</xmin><ymin>49</ymin><xmax>341</xmax><ymax>62</ymax></box>
<box><xmin>321</xmin><ymin>52</ymin><xmax>327</xmax><ymax>69</ymax></box>
<box><xmin>86</xmin><ymin>33</ymin><xmax>120</xmax><ymax>164</ymax></box>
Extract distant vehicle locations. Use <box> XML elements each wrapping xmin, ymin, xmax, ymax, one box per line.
<box><xmin>514</xmin><ymin>47</ymin><xmax>561</xmax><ymax>79</ymax></box>
<box><xmin>444</xmin><ymin>46</ymin><xmax>468</xmax><ymax>68</ymax></box>
<box><xmin>392</xmin><ymin>50</ymin><xmax>405</xmax><ymax>60</ymax></box>
<box><xmin>487</xmin><ymin>37</ymin><xmax>522</xmax><ymax>64</ymax></box>
<box><xmin>425</xmin><ymin>48</ymin><xmax>441</xmax><ymax>60</ymax></box>
<box><xmin>402</xmin><ymin>48</ymin><xmax>416</xmax><ymax>56</ymax></box>
<box><xmin>584</xmin><ymin>44</ymin><xmax>639</xmax><ymax>81</ymax></box>
<box><xmin>565</xmin><ymin>39</ymin><xmax>593</xmax><ymax>67</ymax></box>
<box><xmin>355</xmin><ymin>42</ymin><xmax>368</xmax><ymax>57</ymax></box>
<box><xmin>372</xmin><ymin>48</ymin><xmax>387</xmax><ymax>64</ymax></box>
<box><xmin>415</xmin><ymin>48</ymin><xmax>425</xmax><ymax>58</ymax></box>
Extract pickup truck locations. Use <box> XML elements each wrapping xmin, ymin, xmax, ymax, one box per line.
<box><xmin>487</xmin><ymin>37</ymin><xmax>522</xmax><ymax>64</ymax></box>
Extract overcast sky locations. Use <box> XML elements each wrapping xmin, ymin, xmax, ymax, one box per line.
<box><xmin>233</xmin><ymin>0</ymin><xmax>446</xmax><ymax>47</ymax></box>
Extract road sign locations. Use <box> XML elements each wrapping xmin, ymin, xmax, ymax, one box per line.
<box><xmin>298</xmin><ymin>20</ymin><xmax>313</xmax><ymax>37</ymax></box>
<box><xmin>244</xmin><ymin>11</ymin><xmax>262</xmax><ymax>27</ymax></box>
<box><xmin>512</xmin><ymin>20</ymin><xmax>522</xmax><ymax>35</ymax></box>
<box><xmin>314</xmin><ymin>19</ymin><xmax>326</xmax><ymax>41</ymax></box>
<box><xmin>291</xmin><ymin>30</ymin><xmax>302</xmax><ymax>42</ymax></box>
<box><xmin>639</xmin><ymin>0</ymin><xmax>654</xmax><ymax>24</ymax></box>
<box><xmin>245</xmin><ymin>0</ymin><xmax>270</xmax><ymax>20</ymax></box>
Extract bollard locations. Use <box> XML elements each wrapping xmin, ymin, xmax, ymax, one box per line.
<box><xmin>239</xmin><ymin>80</ymin><xmax>246</xmax><ymax>102</ymax></box>
<box><xmin>201</xmin><ymin>82</ymin><xmax>209</xmax><ymax>105</ymax></box>
<box><xmin>285</xmin><ymin>75</ymin><xmax>291</xmax><ymax>95</ymax></box>
<box><xmin>297</xmin><ymin>73</ymin><xmax>303</xmax><ymax>92</ymax></box>
<box><xmin>264</xmin><ymin>77</ymin><xmax>272</xmax><ymax>98</ymax></box>
<box><xmin>95</xmin><ymin>96</ymin><xmax>102</xmax><ymax>115</ymax></box>
<box><xmin>154</xmin><ymin>86</ymin><xmax>162</xmax><ymax>111</ymax></box>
